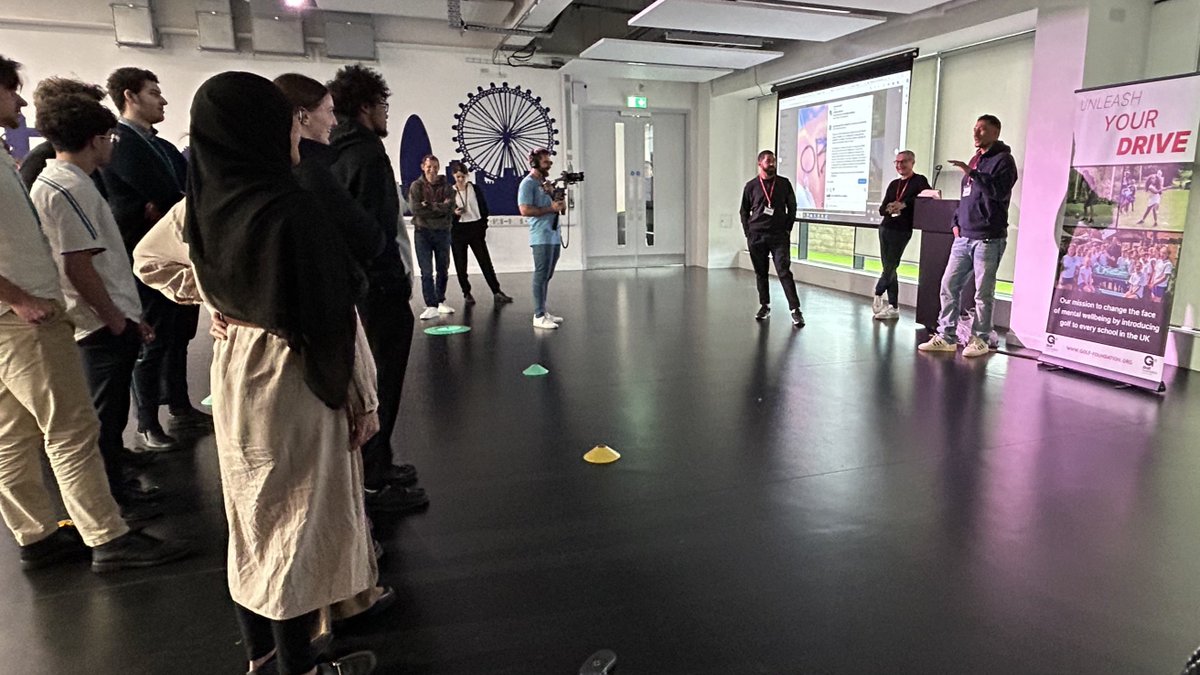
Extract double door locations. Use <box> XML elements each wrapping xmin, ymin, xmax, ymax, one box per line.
<box><xmin>581</xmin><ymin>110</ymin><xmax>685</xmax><ymax>268</ymax></box>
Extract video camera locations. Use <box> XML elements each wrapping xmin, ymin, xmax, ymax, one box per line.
<box><xmin>548</xmin><ymin>170</ymin><xmax>585</xmax><ymax>201</ymax></box>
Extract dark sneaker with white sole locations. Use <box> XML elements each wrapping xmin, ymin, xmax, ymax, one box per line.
<box><xmin>755</xmin><ymin>305</ymin><xmax>771</xmax><ymax>321</ymax></box>
<box><xmin>135</xmin><ymin>428</ymin><xmax>180</xmax><ymax>452</ymax></box>
<box><xmin>791</xmin><ymin>308</ymin><xmax>805</xmax><ymax>328</ymax></box>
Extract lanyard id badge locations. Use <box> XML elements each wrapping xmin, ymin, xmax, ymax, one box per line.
<box><xmin>759</xmin><ymin>175</ymin><xmax>776</xmax><ymax>217</ymax></box>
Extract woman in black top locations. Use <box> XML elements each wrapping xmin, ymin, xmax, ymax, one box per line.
<box><xmin>873</xmin><ymin>151</ymin><xmax>930</xmax><ymax>320</ymax></box>
<box><xmin>448</xmin><ymin>160</ymin><xmax>512</xmax><ymax>305</ymax></box>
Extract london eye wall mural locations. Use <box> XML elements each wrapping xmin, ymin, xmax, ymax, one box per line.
<box><xmin>399</xmin><ymin>82</ymin><xmax>559</xmax><ymax>217</ymax></box>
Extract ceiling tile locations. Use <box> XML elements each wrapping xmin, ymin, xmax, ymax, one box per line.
<box><xmin>560</xmin><ymin>59</ymin><xmax>732</xmax><ymax>83</ymax></box>
<box><xmin>580</xmin><ymin>38</ymin><xmax>783</xmax><ymax>70</ymax></box>
<box><xmin>629</xmin><ymin>0</ymin><xmax>885</xmax><ymax>42</ymax></box>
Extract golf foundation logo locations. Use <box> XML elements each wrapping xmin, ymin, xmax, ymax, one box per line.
<box><xmin>1046</xmin><ymin>335</ymin><xmax>1057</xmax><ymax>347</ymax></box>
<box><xmin>1143</xmin><ymin>355</ymin><xmax>1156</xmax><ymax>370</ymax></box>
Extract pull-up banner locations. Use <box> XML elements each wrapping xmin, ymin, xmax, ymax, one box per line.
<box><xmin>1040</xmin><ymin>73</ymin><xmax>1200</xmax><ymax>391</ymax></box>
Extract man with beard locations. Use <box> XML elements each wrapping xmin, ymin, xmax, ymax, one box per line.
<box><xmin>327</xmin><ymin>65</ymin><xmax>427</xmax><ymax>515</ymax></box>
<box><xmin>740</xmin><ymin>150</ymin><xmax>804</xmax><ymax>327</ymax></box>
<box><xmin>101</xmin><ymin>67</ymin><xmax>209</xmax><ymax>453</ymax></box>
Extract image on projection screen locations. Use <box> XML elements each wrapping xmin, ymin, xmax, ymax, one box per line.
<box><xmin>777</xmin><ymin>70</ymin><xmax>911</xmax><ymax>227</ymax></box>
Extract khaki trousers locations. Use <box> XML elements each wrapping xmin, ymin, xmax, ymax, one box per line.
<box><xmin>0</xmin><ymin>308</ymin><xmax>128</xmax><ymax>547</ymax></box>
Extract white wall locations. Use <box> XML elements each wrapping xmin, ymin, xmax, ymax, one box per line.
<box><xmin>0</xmin><ymin>22</ymin><xmax>569</xmax><ymax>277</ymax></box>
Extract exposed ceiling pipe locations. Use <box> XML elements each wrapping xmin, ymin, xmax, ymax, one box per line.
<box><xmin>447</xmin><ymin>0</ymin><xmax>548</xmax><ymax>37</ymax></box>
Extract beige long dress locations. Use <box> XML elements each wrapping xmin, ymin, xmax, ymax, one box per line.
<box><xmin>134</xmin><ymin>202</ymin><xmax>377</xmax><ymax>620</ymax></box>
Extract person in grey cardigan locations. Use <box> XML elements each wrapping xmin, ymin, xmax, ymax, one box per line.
<box><xmin>408</xmin><ymin>154</ymin><xmax>455</xmax><ymax>320</ymax></box>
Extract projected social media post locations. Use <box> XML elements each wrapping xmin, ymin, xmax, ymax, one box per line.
<box><xmin>777</xmin><ymin>70</ymin><xmax>911</xmax><ymax>227</ymax></box>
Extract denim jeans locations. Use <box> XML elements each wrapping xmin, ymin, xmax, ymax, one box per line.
<box><xmin>414</xmin><ymin>227</ymin><xmax>452</xmax><ymax>307</ymax></box>
<box><xmin>937</xmin><ymin>237</ymin><xmax>1007</xmax><ymax>342</ymax></box>
<box><xmin>532</xmin><ymin>244</ymin><xmax>561</xmax><ymax>317</ymax></box>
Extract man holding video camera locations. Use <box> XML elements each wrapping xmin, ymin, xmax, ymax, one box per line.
<box><xmin>519</xmin><ymin>148</ymin><xmax>566</xmax><ymax>330</ymax></box>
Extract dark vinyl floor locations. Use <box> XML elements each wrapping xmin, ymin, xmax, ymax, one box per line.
<box><xmin>3</xmin><ymin>268</ymin><xmax>1200</xmax><ymax>675</ymax></box>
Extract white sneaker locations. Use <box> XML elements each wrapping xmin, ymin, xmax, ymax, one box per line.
<box><xmin>533</xmin><ymin>315</ymin><xmax>558</xmax><ymax>330</ymax></box>
<box><xmin>419</xmin><ymin>307</ymin><xmax>439</xmax><ymax>321</ymax></box>
<box><xmin>872</xmin><ymin>294</ymin><xmax>886</xmax><ymax>314</ymax></box>
<box><xmin>962</xmin><ymin>336</ymin><xmax>991</xmax><ymax>358</ymax></box>
<box><xmin>873</xmin><ymin>306</ymin><xmax>900</xmax><ymax>321</ymax></box>
<box><xmin>437</xmin><ymin>303</ymin><xmax>455</xmax><ymax>315</ymax></box>
<box><xmin>917</xmin><ymin>335</ymin><xmax>957</xmax><ymax>352</ymax></box>
<box><xmin>545</xmin><ymin>312</ymin><xmax>564</xmax><ymax>324</ymax></box>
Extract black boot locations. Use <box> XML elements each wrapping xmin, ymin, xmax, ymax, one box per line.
<box><xmin>91</xmin><ymin>531</ymin><xmax>193</xmax><ymax>573</ymax></box>
<box><xmin>20</xmin><ymin>524</ymin><xmax>89</xmax><ymax>570</ymax></box>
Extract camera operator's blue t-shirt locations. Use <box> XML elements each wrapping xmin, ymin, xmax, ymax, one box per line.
<box><xmin>519</xmin><ymin>174</ymin><xmax>561</xmax><ymax>246</ymax></box>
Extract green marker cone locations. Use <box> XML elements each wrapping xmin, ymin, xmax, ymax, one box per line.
<box><xmin>523</xmin><ymin>364</ymin><xmax>550</xmax><ymax>377</ymax></box>
<box><xmin>424</xmin><ymin>325</ymin><xmax>471</xmax><ymax>336</ymax></box>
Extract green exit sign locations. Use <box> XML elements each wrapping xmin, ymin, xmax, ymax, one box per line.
<box><xmin>626</xmin><ymin>95</ymin><xmax>647</xmax><ymax>109</ymax></box>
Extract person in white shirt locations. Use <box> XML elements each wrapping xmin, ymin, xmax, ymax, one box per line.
<box><xmin>28</xmin><ymin>78</ymin><xmax>178</xmax><ymax>520</ymax></box>
<box><xmin>448</xmin><ymin>160</ymin><xmax>513</xmax><ymax>306</ymax></box>
<box><xmin>0</xmin><ymin>60</ymin><xmax>187</xmax><ymax>571</ymax></box>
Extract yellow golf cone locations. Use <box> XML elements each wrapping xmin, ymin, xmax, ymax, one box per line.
<box><xmin>584</xmin><ymin>445</ymin><xmax>621</xmax><ymax>464</ymax></box>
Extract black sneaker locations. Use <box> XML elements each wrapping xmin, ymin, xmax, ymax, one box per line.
<box><xmin>464</xmin><ymin>291</ymin><xmax>476</xmax><ymax>305</ymax></box>
<box><xmin>91</xmin><ymin>531</ymin><xmax>193</xmax><ymax>573</ymax></box>
<box><xmin>755</xmin><ymin>305</ymin><xmax>771</xmax><ymax>321</ymax></box>
<box><xmin>167</xmin><ymin>406</ymin><xmax>214</xmax><ymax>431</ymax></box>
<box><xmin>791</xmin><ymin>308</ymin><xmax>805</xmax><ymax>328</ymax></box>
<box><xmin>317</xmin><ymin>651</ymin><xmax>377</xmax><ymax>675</ymax></box>
<box><xmin>364</xmin><ymin>484</ymin><xmax>429</xmax><ymax>514</ymax></box>
<box><xmin>494</xmin><ymin>291</ymin><xmax>514</xmax><ymax>304</ymax></box>
<box><xmin>135</xmin><ymin>428</ymin><xmax>180</xmax><ymax>452</ymax></box>
<box><xmin>20</xmin><ymin>524</ymin><xmax>89</xmax><ymax>570</ymax></box>
<box><xmin>385</xmin><ymin>463</ymin><xmax>418</xmax><ymax>487</ymax></box>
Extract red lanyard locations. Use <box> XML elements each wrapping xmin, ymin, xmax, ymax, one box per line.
<box><xmin>758</xmin><ymin>176</ymin><xmax>775</xmax><ymax>208</ymax></box>
<box><xmin>966</xmin><ymin>150</ymin><xmax>983</xmax><ymax>186</ymax></box>
<box><xmin>895</xmin><ymin>177</ymin><xmax>911</xmax><ymax>201</ymax></box>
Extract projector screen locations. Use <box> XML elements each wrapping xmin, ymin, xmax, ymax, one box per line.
<box><xmin>776</xmin><ymin>55</ymin><xmax>914</xmax><ymax>227</ymax></box>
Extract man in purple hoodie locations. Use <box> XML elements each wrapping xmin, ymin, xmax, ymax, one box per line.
<box><xmin>918</xmin><ymin>114</ymin><xmax>1018</xmax><ymax>358</ymax></box>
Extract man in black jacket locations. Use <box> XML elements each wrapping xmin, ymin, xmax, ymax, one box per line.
<box><xmin>919</xmin><ymin>114</ymin><xmax>1018</xmax><ymax>358</ymax></box>
<box><xmin>872</xmin><ymin>150</ymin><xmax>930</xmax><ymax>321</ymax></box>
<box><xmin>101</xmin><ymin>67</ymin><xmax>209</xmax><ymax>450</ymax></box>
<box><xmin>740</xmin><ymin>150</ymin><xmax>804</xmax><ymax>327</ymax></box>
<box><xmin>327</xmin><ymin>64</ymin><xmax>427</xmax><ymax>515</ymax></box>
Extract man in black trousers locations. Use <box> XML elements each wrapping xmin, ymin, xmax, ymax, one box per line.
<box><xmin>872</xmin><ymin>150</ymin><xmax>930</xmax><ymax>321</ymax></box>
<box><xmin>101</xmin><ymin>67</ymin><xmax>209</xmax><ymax>451</ymax></box>
<box><xmin>327</xmin><ymin>64</ymin><xmax>427</xmax><ymax>515</ymax></box>
<box><xmin>741</xmin><ymin>150</ymin><xmax>805</xmax><ymax>327</ymax></box>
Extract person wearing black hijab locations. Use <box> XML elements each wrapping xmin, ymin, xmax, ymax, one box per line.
<box><xmin>184</xmin><ymin>71</ymin><xmax>378</xmax><ymax>675</ymax></box>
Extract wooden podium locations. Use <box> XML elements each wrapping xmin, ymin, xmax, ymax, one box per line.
<box><xmin>913</xmin><ymin>197</ymin><xmax>970</xmax><ymax>332</ymax></box>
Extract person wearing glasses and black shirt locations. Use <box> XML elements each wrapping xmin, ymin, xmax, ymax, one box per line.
<box><xmin>327</xmin><ymin>64</ymin><xmax>427</xmax><ymax>515</ymax></box>
<box><xmin>740</xmin><ymin>150</ymin><xmax>804</xmax><ymax>327</ymax></box>
<box><xmin>872</xmin><ymin>150</ymin><xmax>930</xmax><ymax>321</ymax></box>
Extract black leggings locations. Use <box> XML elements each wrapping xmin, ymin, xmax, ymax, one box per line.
<box><xmin>233</xmin><ymin>603</ymin><xmax>318</xmax><ymax>675</ymax></box>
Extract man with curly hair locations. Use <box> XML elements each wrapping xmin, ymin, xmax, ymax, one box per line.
<box><xmin>0</xmin><ymin>60</ymin><xmax>187</xmax><ymax>571</ymax></box>
<box><xmin>327</xmin><ymin>64</ymin><xmax>427</xmax><ymax>515</ymax></box>
<box><xmin>19</xmin><ymin>78</ymin><xmax>108</xmax><ymax>197</ymax></box>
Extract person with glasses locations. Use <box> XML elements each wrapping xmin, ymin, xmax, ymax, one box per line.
<box><xmin>29</xmin><ymin>78</ymin><xmax>182</xmax><ymax>524</ymax></box>
<box><xmin>327</xmin><ymin>64</ymin><xmax>427</xmax><ymax>516</ymax></box>
<box><xmin>872</xmin><ymin>150</ymin><xmax>930</xmax><ymax>320</ymax></box>
<box><xmin>102</xmin><ymin>67</ymin><xmax>209</xmax><ymax>454</ymax></box>
<box><xmin>448</xmin><ymin>159</ymin><xmax>512</xmax><ymax>306</ymax></box>
<box><xmin>0</xmin><ymin>60</ymin><xmax>189</xmax><ymax>572</ymax></box>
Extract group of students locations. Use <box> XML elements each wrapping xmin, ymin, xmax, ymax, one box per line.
<box><xmin>1061</xmin><ymin>237</ymin><xmax>1174</xmax><ymax>300</ymax></box>
<box><xmin>0</xmin><ymin>54</ymin><xmax>494</xmax><ymax>674</ymax></box>
<box><xmin>741</xmin><ymin>113</ymin><xmax>1019</xmax><ymax>359</ymax></box>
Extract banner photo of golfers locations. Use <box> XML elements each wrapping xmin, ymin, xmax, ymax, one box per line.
<box><xmin>1042</xmin><ymin>73</ymin><xmax>1200</xmax><ymax>390</ymax></box>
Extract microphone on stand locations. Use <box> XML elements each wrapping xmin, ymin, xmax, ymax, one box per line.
<box><xmin>932</xmin><ymin>164</ymin><xmax>943</xmax><ymax>189</ymax></box>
